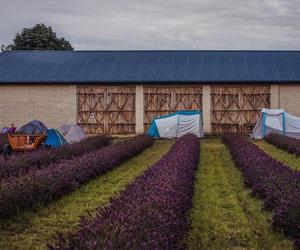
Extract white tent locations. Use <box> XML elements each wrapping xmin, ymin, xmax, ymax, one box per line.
<box><xmin>58</xmin><ymin>124</ymin><xmax>86</xmax><ymax>143</ymax></box>
<box><xmin>251</xmin><ymin>108</ymin><xmax>300</xmax><ymax>139</ymax></box>
<box><xmin>147</xmin><ymin>111</ymin><xmax>204</xmax><ymax>138</ymax></box>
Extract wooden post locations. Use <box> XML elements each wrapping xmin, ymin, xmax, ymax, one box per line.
<box><xmin>135</xmin><ymin>85</ymin><xmax>144</xmax><ymax>134</ymax></box>
<box><xmin>202</xmin><ymin>84</ymin><xmax>211</xmax><ymax>134</ymax></box>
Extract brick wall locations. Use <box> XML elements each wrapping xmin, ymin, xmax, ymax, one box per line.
<box><xmin>279</xmin><ymin>84</ymin><xmax>300</xmax><ymax>116</ymax></box>
<box><xmin>1</xmin><ymin>83</ymin><xmax>300</xmax><ymax>134</ymax></box>
<box><xmin>0</xmin><ymin>84</ymin><xmax>77</xmax><ymax>129</ymax></box>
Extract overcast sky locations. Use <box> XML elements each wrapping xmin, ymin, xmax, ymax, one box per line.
<box><xmin>0</xmin><ymin>0</ymin><xmax>299</xmax><ymax>50</ymax></box>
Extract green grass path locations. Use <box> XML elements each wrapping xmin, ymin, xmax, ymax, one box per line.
<box><xmin>253</xmin><ymin>140</ymin><xmax>300</xmax><ymax>171</ymax></box>
<box><xmin>0</xmin><ymin>140</ymin><xmax>173</xmax><ymax>250</ymax></box>
<box><xmin>187</xmin><ymin>138</ymin><xmax>292</xmax><ymax>250</ymax></box>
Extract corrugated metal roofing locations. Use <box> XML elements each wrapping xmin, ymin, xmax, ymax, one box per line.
<box><xmin>0</xmin><ymin>50</ymin><xmax>299</xmax><ymax>83</ymax></box>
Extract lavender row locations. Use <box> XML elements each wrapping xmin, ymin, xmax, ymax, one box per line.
<box><xmin>265</xmin><ymin>133</ymin><xmax>300</xmax><ymax>156</ymax></box>
<box><xmin>223</xmin><ymin>135</ymin><xmax>300</xmax><ymax>249</ymax></box>
<box><xmin>0</xmin><ymin>135</ymin><xmax>111</xmax><ymax>181</ymax></box>
<box><xmin>49</xmin><ymin>134</ymin><xmax>200</xmax><ymax>250</ymax></box>
<box><xmin>0</xmin><ymin>135</ymin><xmax>153</xmax><ymax>219</ymax></box>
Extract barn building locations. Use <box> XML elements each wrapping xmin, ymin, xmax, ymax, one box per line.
<box><xmin>0</xmin><ymin>50</ymin><xmax>299</xmax><ymax>135</ymax></box>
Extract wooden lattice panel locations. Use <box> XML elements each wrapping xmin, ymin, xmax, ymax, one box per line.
<box><xmin>77</xmin><ymin>86</ymin><xmax>135</xmax><ymax>134</ymax></box>
<box><xmin>211</xmin><ymin>85</ymin><xmax>270</xmax><ymax>134</ymax></box>
<box><xmin>144</xmin><ymin>86</ymin><xmax>203</xmax><ymax>131</ymax></box>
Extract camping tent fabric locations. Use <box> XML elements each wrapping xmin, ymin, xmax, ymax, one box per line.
<box><xmin>45</xmin><ymin>129</ymin><xmax>68</xmax><ymax>148</ymax></box>
<box><xmin>58</xmin><ymin>124</ymin><xmax>86</xmax><ymax>143</ymax></box>
<box><xmin>17</xmin><ymin>120</ymin><xmax>48</xmax><ymax>134</ymax></box>
<box><xmin>251</xmin><ymin>108</ymin><xmax>300</xmax><ymax>139</ymax></box>
<box><xmin>177</xmin><ymin>114</ymin><xmax>202</xmax><ymax>138</ymax></box>
<box><xmin>147</xmin><ymin>110</ymin><xmax>204</xmax><ymax>138</ymax></box>
<box><xmin>154</xmin><ymin>115</ymin><xmax>179</xmax><ymax>138</ymax></box>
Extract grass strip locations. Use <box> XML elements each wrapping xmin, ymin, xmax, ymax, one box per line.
<box><xmin>0</xmin><ymin>140</ymin><xmax>173</xmax><ymax>250</ymax></box>
<box><xmin>187</xmin><ymin>138</ymin><xmax>293</xmax><ymax>250</ymax></box>
<box><xmin>253</xmin><ymin>140</ymin><xmax>300</xmax><ymax>171</ymax></box>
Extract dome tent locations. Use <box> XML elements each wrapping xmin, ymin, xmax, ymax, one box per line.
<box><xmin>45</xmin><ymin>129</ymin><xmax>68</xmax><ymax>148</ymax></box>
<box><xmin>58</xmin><ymin>124</ymin><xmax>85</xmax><ymax>143</ymax></box>
<box><xmin>17</xmin><ymin>120</ymin><xmax>48</xmax><ymax>134</ymax></box>
<box><xmin>251</xmin><ymin>108</ymin><xmax>300</xmax><ymax>139</ymax></box>
<box><xmin>147</xmin><ymin>110</ymin><xmax>204</xmax><ymax>138</ymax></box>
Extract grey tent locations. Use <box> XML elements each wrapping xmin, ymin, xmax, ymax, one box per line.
<box><xmin>17</xmin><ymin>120</ymin><xmax>48</xmax><ymax>134</ymax></box>
<box><xmin>251</xmin><ymin>108</ymin><xmax>300</xmax><ymax>139</ymax></box>
<box><xmin>58</xmin><ymin>124</ymin><xmax>86</xmax><ymax>143</ymax></box>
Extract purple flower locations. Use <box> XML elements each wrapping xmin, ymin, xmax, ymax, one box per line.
<box><xmin>265</xmin><ymin>133</ymin><xmax>300</xmax><ymax>156</ymax></box>
<box><xmin>223</xmin><ymin>134</ymin><xmax>300</xmax><ymax>248</ymax></box>
<box><xmin>0</xmin><ymin>135</ymin><xmax>111</xmax><ymax>182</ymax></box>
<box><xmin>0</xmin><ymin>135</ymin><xmax>153</xmax><ymax>219</ymax></box>
<box><xmin>49</xmin><ymin>134</ymin><xmax>199</xmax><ymax>250</ymax></box>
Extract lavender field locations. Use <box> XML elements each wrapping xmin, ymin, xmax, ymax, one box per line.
<box><xmin>0</xmin><ymin>134</ymin><xmax>299</xmax><ymax>250</ymax></box>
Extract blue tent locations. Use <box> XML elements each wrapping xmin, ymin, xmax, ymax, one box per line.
<box><xmin>17</xmin><ymin>120</ymin><xmax>48</xmax><ymax>134</ymax></box>
<box><xmin>147</xmin><ymin>110</ymin><xmax>204</xmax><ymax>138</ymax></box>
<box><xmin>45</xmin><ymin>129</ymin><xmax>68</xmax><ymax>148</ymax></box>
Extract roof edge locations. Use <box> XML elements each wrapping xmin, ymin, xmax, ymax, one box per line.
<box><xmin>2</xmin><ymin>49</ymin><xmax>300</xmax><ymax>53</ymax></box>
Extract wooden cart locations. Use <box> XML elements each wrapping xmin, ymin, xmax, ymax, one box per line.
<box><xmin>7</xmin><ymin>132</ymin><xmax>47</xmax><ymax>152</ymax></box>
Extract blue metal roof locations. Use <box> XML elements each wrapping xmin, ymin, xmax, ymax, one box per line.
<box><xmin>0</xmin><ymin>50</ymin><xmax>299</xmax><ymax>83</ymax></box>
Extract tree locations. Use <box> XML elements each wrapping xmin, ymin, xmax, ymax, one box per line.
<box><xmin>1</xmin><ymin>24</ymin><xmax>73</xmax><ymax>51</ymax></box>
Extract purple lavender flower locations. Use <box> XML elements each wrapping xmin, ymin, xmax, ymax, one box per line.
<box><xmin>223</xmin><ymin>134</ymin><xmax>300</xmax><ymax>248</ymax></box>
<box><xmin>49</xmin><ymin>134</ymin><xmax>199</xmax><ymax>250</ymax></box>
<box><xmin>0</xmin><ymin>135</ymin><xmax>153</xmax><ymax>219</ymax></box>
<box><xmin>265</xmin><ymin>133</ymin><xmax>300</xmax><ymax>156</ymax></box>
<box><xmin>0</xmin><ymin>135</ymin><xmax>111</xmax><ymax>182</ymax></box>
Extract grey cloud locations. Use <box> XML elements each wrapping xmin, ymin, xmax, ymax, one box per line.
<box><xmin>0</xmin><ymin>0</ymin><xmax>299</xmax><ymax>50</ymax></box>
